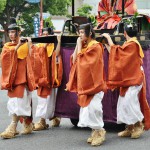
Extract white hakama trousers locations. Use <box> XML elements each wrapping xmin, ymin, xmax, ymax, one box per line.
<box><xmin>7</xmin><ymin>89</ymin><xmax>32</xmax><ymax>117</ymax></box>
<box><xmin>35</xmin><ymin>88</ymin><xmax>57</xmax><ymax>119</ymax></box>
<box><xmin>117</xmin><ymin>84</ymin><xmax>144</xmax><ymax>125</ymax></box>
<box><xmin>78</xmin><ymin>91</ymin><xmax>104</xmax><ymax>130</ymax></box>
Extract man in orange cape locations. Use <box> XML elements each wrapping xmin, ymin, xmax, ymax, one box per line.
<box><xmin>97</xmin><ymin>0</ymin><xmax>137</xmax><ymax>29</ymax></box>
<box><xmin>31</xmin><ymin>27</ymin><xmax>63</xmax><ymax>131</ymax></box>
<box><xmin>0</xmin><ymin>18</ymin><xmax>36</xmax><ymax>139</ymax></box>
<box><xmin>66</xmin><ymin>23</ymin><xmax>107</xmax><ymax>146</ymax></box>
<box><xmin>102</xmin><ymin>20</ymin><xmax>150</xmax><ymax>139</ymax></box>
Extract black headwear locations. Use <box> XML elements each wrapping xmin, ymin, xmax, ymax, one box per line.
<box><xmin>7</xmin><ymin>17</ymin><xmax>20</xmax><ymax>32</ymax></box>
<box><xmin>42</xmin><ymin>22</ymin><xmax>54</xmax><ymax>35</ymax></box>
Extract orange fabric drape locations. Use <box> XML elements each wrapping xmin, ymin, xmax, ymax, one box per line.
<box><xmin>1</xmin><ymin>43</ymin><xmax>17</xmax><ymax>91</ymax></box>
<box><xmin>0</xmin><ymin>42</ymin><xmax>36</xmax><ymax>97</ymax></box>
<box><xmin>107</xmin><ymin>41</ymin><xmax>150</xmax><ymax>130</ymax></box>
<box><xmin>108</xmin><ymin>42</ymin><xmax>143</xmax><ymax>89</ymax></box>
<box><xmin>31</xmin><ymin>44</ymin><xmax>63</xmax><ymax>98</ymax></box>
<box><xmin>66</xmin><ymin>41</ymin><xmax>107</xmax><ymax>107</ymax></box>
<box><xmin>36</xmin><ymin>45</ymin><xmax>52</xmax><ymax>97</ymax></box>
<box><xmin>30</xmin><ymin>45</ymin><xmax>42</xmax><ymax>87</ymax></box>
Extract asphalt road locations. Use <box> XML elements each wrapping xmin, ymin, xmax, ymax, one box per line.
<box><xmin>0</xmin><ymin>89</ymin><xmax>150</xmax><ymax>150</ymax></box>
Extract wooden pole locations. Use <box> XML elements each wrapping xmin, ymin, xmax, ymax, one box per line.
<box><xmin>72</xmin><ymin>0</ymin><xmax>74</xmax><ymax>16</ymax></box>
<box><xmin>122</xmin><ymin>0</ymin><xmax>125</xmax><ymax>17</ymax></box>
<box><xmin>39</xmin><ymin>0</ymin><xmax>43</xmax><ymax>36</ymax></box>
<box><xmin>111</xmin><ymin>0</ymin><xmax>114</xmax><ymax>7</ymax></box>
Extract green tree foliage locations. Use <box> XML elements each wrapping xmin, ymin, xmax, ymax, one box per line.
<box><xmin>0</xmin><ymin>0</ymin><xmax>71</xmax><ymax>38</ymax></box>
<box><xmin>0</xmin><ymin>0</ymin><xmax>39</xmax><ymax>38</ymax></box>
<box><xmin>76</xmin><ymin>4</ymin><xmax>97</xmax><ymax>27</ymax></box>
<box><xmin>76</xmin><ymin>4</ymin><xmax>92</xmax><ymax>17</ymax></box>
<box><xmin>0</xmin><ymin>0</ymin><xmax>6</xmax><ymax>13</ymax></box>
<box><xmin>43</xmin><ymin>17</ymin><xmax>55</xmax><ymax>29</ymax></box>
<box><xmin>43</xmin><ymin>0</ymin><xmax>71</xmax><ymax>16</ymax></box>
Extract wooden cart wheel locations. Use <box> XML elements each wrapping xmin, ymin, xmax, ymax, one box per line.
<box><xmin>70</xmin><ymin>118</ymin><xmax>79</xmax><ymax>127</ymax></box>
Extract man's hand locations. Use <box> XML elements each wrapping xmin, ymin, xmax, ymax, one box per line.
<box><xmin>15</xmin><ymin>37</ymin><xmax>26</xmax><ymax>51</ymax></box>
<box><xmin>101</xmin><ymin>33</ymin><xmax>111</xmax><ymax>39</ymax></box>
<box><xmin>44</xmin><ymin>43</ymin><xmax>49</xmax><ymax>49</ymax></box>
<box><xmin>101</xmin><ymin>33</ymin><xmax>114</xmax><ymax>46</ymax></box>
<box><xmin>27</xmin><ymin>37</ymin><xmax>32</xmax><ymax>43</ymax></box>
<box><xmin>57</xmin><ymin>34</ymin><xmax>61</xmax><ymax>43</ymax></box>
<box><xmin>76</xmin><ymin>37</ymin><xmax>82</xmax><ymax>53</ymax></box>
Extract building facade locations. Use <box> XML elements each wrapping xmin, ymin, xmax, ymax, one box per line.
<box><xmin>136</xmin><ymin>0</ymin><xmax>150</xmax><ymax>9</ymax></box>
<box><xmin>74</xmin><ymin>0</ymin><xmax>150</xmax><ymax>15</ymax></box>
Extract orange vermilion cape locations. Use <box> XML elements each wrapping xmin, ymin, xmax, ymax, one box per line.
<box><xmin>0</xmin><ymin>42</ymin><xmax>36</xmax><ymax>97</ymax></box>
<box><xmin>66</xmin><ymin>41</ymin><xmax>107</xmax><ymax>107</ymax></box>
<box><xmin>30</xmin><ymin>45</ymin><xmax>42</xmax><ymax>87</ymax></box>
<box><xmin>108</xmin><ymin>42</ymin><xmax>143</xmax><ymax>89</ymax></box>
<box><xmin>107</xmin><ymin>41</ymin><xmax>150</xmax><ymax>130</ymax></box>
<box><xmin>0</xmin><ymin>42</ymin><xmax>35</xmax><ymax>124</ymax></box>
<box><xmin>31</xmin><ymin>43</ymin><xmax>63</xmax><ymax>98</ymax></box>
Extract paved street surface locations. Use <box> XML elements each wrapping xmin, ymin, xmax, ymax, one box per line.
<box><xmin>0</xmin><ymin>90</ymin><xmax>150</xmax><ymax>150</ymax></box>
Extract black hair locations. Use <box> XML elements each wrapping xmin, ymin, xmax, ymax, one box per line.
<box><xmin>42</xmin><ymin>22</ymin><xmax>54</xmax><ymax>35</ymax></box>
<box><xmin>78</xmin><ymin>23</ymin><xmax>95</xmax><ymax>39</ymax></box>
<box><xmin>42</xmin><ymin>27</ymin><xmax>53</xmax><ymax>35</ymax></box>
<box><xmin>124</xmin><ymin>23</ymin><xmax>138</xmax><ymax>37</ymax></box>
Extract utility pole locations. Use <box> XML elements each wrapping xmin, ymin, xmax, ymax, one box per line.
<box><xmin>39</xmin><ymin>0</ymin><xmax>43</xmax><ymax>36</ymax></box>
